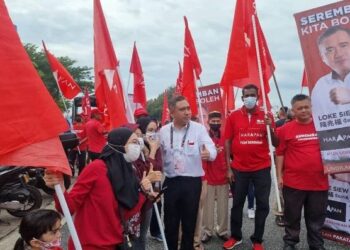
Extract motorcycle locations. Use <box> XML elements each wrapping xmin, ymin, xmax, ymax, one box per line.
<box><xmin>0</xmin><ymin>166</ymin><xmax>42</xmax><ymax>217</ymax></box>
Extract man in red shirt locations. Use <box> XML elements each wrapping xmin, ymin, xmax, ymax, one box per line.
<box><xmin>85</xmin><ymin>109</ymin><xmax>107</xmax><ymax>161</ymax></box>
<box><xmin>201</xmin><ymin>111</ymin><xmax>229</xmax><ymax>243</ymax></box>
<box><xmin>276</xmin><ymin>94</ymin><xmax>328</xmax><ymax>250</ymax></box>
<box><xmin>223</xmin><ymin>84</ymin><xmax>278</xmax><ymax>250</ymax></box>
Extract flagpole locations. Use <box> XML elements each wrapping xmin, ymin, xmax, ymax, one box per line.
<box><xmin>54</xmin><ymin>184</ymin><xmax>82</xmax><ymax>250</ymax></box>
<box><xmin>195</xmin><ymin>80</ymin><xmax>205</xmax><ymax>125</ymax></box>
<box><xmin>117</xmin><ymin>66</ymin><xmax>135</xmax><ymax>123</ymax></box>
<box><xmin>272</xmin><ymin>73</ymin><xmax>285</xmax><ymax>109</ymax></box>
<box><xmin>53</xmin><ymin>72</ymin><xmax>69</xmax><ymax>114</ymax></box>
<box><xmin>252</xmin><ymin>15</ymin><xmax>282</xmax><ymax>213</ymax></box>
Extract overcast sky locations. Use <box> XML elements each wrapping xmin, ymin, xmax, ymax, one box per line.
<box><xmin>6</xmin><ymin>0</ymin><xmax>334</xmax><ymax>108</ymax></box>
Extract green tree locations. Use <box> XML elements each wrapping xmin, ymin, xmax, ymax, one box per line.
<box><xmin>147</xmin><ymin>86</ymin><xmax>175</xmax><ymax>120</ymax></box>
<box><xmin>24</xmin><ymin>43</ymin><xmax>94</xmax><ymax>111</ymax></box>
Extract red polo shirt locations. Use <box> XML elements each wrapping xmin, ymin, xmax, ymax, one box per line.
<box><xmin>203</xmin><ymin>130</ymin><xmax>228</xmax><ymax>185</ymax></box>
<box><xmin>276</xmin><ymin>120</ymin><xmax>328</xmax><ymax>191</ymax></box>
<box><xmin>225</xmin><ymin>107</ymin><xmax>274</xmax><ymax>172</ymax></box>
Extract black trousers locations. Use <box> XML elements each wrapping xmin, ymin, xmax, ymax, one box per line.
<box><xmin>68</xmin><ymin>150</ymin><xmax>87</xmax><ymax>175</ymax></box>
<box><xmin>230</xmin><ymin>167</ymin><xmax>271</xmax><ymax>243</ymax></box>
<box><xmin>283</xmin><ymin>186</ymin><xmax>328</xmax><ymax>248</ymax></box>
<box><xmin>163</xmin><ymin>176</ymin><xmax>202</xmax><ymax>250</ymax></box>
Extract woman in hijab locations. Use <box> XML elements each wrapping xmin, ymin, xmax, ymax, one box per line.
<box><xmin>44</xmin><ymin>127</ymin><xmax>158</xmax><ymax>250</ymax></box>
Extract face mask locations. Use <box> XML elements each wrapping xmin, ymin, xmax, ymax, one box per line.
<box><xmin>209</xmin><ymin>124</ymin><xmax>221</xmax><ymax>131</ymax></box>
<box><xmin>243</xmin><ymin>96</ymin><xmax>257</xmax><ymax>109</ymax></box>
<box><xmin>137</xmin><ymin>137</ymin><xmax>145</xmax><ymax>150</ymax></box>
<box><xmin>35</xmin><ymin>238</ymin><xmax>61</xmax><ymax>250</ymax></box>
<box><xmin>146</xmin><ymin>131</ymin><xmax>156</xmax><ymax>140</ymax></box>
<box><xmin>124</xmin><ymin>143</ymin><xmax>141</xmax><ymax>162</ymax></box>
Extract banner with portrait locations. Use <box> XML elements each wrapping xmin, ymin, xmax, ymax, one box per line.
<box><xmin>295</xmin><ymin>0</ymin><xmax>350</xmax><ymax>242</ymax></box>
<box><xmin>295</xmin><ymin>0</ymin><xmax>350</xmax><ymax>174</ymax></box>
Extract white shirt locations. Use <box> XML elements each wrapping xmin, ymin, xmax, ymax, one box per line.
<box><xmin>311</xmin><ymin>72</ymin><xmax>350</xmax><ymax>131</ymax></box>
<box><xmin>159</xmin><ymin>120</ymin><xmax>217</xmax><ymax>178</ymax></box>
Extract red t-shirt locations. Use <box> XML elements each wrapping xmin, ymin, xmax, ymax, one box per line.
<box><xmin>276</xmin><ymin>120</ymin><xmax>328</xmax><ymax>191</ymax></box>
<box><xmin>203</xmin><ymin>130</ymin><xmax>228</xmax><ymax>185</ymax></box>
<box><xmin>225</xmin><ymin>107</ymin><xmax>274</xmax><ymax>172</ymax></box>
<box><xmin>85</xmin><ymin>119</ymin><xmax>106</xmax><ymax>153</ymax></box>
<box><xmin>55</xmin><ymin>160</ymin><xmax>145</xmax><ymax>250</ymax></box>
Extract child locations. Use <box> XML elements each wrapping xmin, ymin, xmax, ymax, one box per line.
<box><xmin>14</xmin><ymin>209</ymin><xmax>63</xmax><ymax>250</ymax></box>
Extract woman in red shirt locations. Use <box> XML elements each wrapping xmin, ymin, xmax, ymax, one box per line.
<box><xmin>44</xmin><ymin>127</ymin><xmax>157</xmax><ymax>250</ymax></box>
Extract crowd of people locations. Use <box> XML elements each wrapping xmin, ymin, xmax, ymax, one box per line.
<box><xmin>14</xmin><ymin>83</ymin><xmax>330</xmax><ymax>250</ymax></box>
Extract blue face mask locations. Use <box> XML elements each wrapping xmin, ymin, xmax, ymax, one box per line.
<box><xmin>243</xmin><ymin>96</ymin><xmax>257</xmax><ymax>109</ymax></box>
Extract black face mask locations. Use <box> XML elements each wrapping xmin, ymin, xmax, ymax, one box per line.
<box><xmin>209</xmin><ymin>123</ymin><xmax>221</xmax><ymax>131</ymax></box>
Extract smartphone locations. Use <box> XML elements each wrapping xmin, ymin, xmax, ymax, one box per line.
<box><xmin>154</xmin><ymin>186</ymin><xmax>168</xmax><ymax>201</ymax></box>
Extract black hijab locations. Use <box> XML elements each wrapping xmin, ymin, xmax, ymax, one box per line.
<box><xmin>100</xmin><ymin>128</ymin><xmax>140</xmax><ymax>210</ymax></box>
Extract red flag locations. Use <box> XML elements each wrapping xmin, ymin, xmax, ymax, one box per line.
<box><xmin>94</xmin><ymin>0</ymin><xmax>128</xmax><ymax>128</ymax></box>
<box><xmin>182</xmin><ymin>16</ymin><xmax>202</xmax><ymax>116</ymax></box>
<box><xmin>301</xmin><ymin>68</ymin><xmax>308</xmax><ymax>87</ymax></box>
<box><xmin>220</xmin><ymin>0</ymin><xmax>274</xmax><ymax>95</ymax></box>
<box><xmin>222</xmin><ymin>85</ymin><xmax>235</xmax><ymax>116</ymax></box>
<box><xmin>81</xmin><ymin>87</ymin><xmax>91</xmax><ymax>120</ymax></box>
<box><xmin>0</xmin><ymin>0</ymin><xmax>70</xmax><ymax>175</ymax></box>
<box><xmin>161</xmin><ymin>90</ymin><xmax>170</xmax><ymax>125</ymax></box>
<box><xmin>130</xmin><ymin>42</ymin><xmax>147</xmax><ymax>108</ymax></box>
<box><xmin>43</xmin><ymin>41</ymin><xmax>81</xmax><ymax>99</ymax></box>
<box><xmin>175</xmin><ymin>61</ymin><xmax>183</xmax><ymax>95</ymax></box>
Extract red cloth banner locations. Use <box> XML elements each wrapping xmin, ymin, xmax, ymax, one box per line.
<box><xmin>301</xmin><ymin>67</ymin><xmax>309</xmax><ymax>87</ymax></box>
<box><xmin>43</xmin><ymin>42</ymin><xmax>81</xmax><ymax>99</ymax></box>
<box><xmin>0</xmin><ymin>0</ymin><xmax>70</xmax><ymax>175</ymax></box>
<box><xmin>182</xmin><ymin>16</ymin><xmax>202</xmax><ymax>116</ymax></box>
<box><xmin>94</xmin><ymin>0</ymin><xmax>128</xmax><ymax>128</ymax></box>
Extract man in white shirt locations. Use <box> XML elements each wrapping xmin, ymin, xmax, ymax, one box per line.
<box><xmin>159</xmin><ymin>95</ymin><xmax>217</xmax><ymax>250</ymax></box>
<box><xmin>312</xmin><ymin>25</ymin><xmax>350</xmax><ymax>131</ymax></box>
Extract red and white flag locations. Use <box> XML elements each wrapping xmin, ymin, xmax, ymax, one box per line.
<box><xmin>220</xmin><ymin>0</ymin><xmax>274</xmax><ymax>109</ymax></box>
<box><xmin>175</xmin><ymin>61</ymin><xmax>183</xmax><ymax>95</ymax></box>
<box><xmin>0</xmin><ymin>0</ymin><xmax>70</xmax><ymax>175</ymax></box>
<box><xmin>43</xmin><ymin>41</ymin><xmax>81</xmax><ymax>99</ymax></box>
<box><xmin>182</xmin><ymin>16</ymin><xmax>202</xmax><ymax>116</ymax></box>
<box><xmin>130</xmin><ymin>42</ymin><xmax>147</xmax><ymax>108</ymax></box>
<box><xmin>161</xmin><ymin>90</ymin><xmax>170</xmax><ymax>125</ymax></box>
<box><xmin>94</xmin><ymin>0</ymin><xmax>128</xmax><ymax>128</ymax></box>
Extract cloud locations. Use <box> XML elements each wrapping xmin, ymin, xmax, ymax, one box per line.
<box><xmin>5</xmin><ymin>0</ymin><xmax>333</xmax><ymax>106</ymax></box>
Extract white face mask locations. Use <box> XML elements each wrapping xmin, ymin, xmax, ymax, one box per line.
<box><xmin>137</xmin><ymin>137</ymin><xmax>145</xmax><ymax>150</ymax></box>
<box><xmin>123</xmin><ymin>143</ymin><xmax>141</xmax><ymax>162</ymax></box>
<box><xmin>243</xmin><ymin>96</ymin><xmax>257</xmax><ymax>109</ymax></box>
<box><xmin>146</xmin><ymin>131</ymin><xmax>157</xmax><ymax>140</ymax></box>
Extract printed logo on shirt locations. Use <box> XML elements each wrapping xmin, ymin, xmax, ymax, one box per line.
<box><xmin>256</xmin><ymin>119</ymin><xmax>265</xmax><ymax>125</ymax></box>
<box><xmin>239</xmin><ymin>128</ymin><xmax>264</xmax><ymax>145</ymax></box>
<box><xmin>295</xmin><ymin>133</ymin><xmax>318</xmax><ymax>141</ymax></box>
<box><xmin>326</xmin><ymin>200</ymin><xmax>346</xmax><ymax>222</ymax></box>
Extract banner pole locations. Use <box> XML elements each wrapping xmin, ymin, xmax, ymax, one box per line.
<box><xmin>151</xmin><ymin>187</ymin><xmax>168</xmax><ymax>250</ymax></box>
<box><xmin>53</xmin><ymin>72</ymin><xmax>69</xmax><ymax>115</ymax></box>
<box><xmin>272</xmin><ymin>73</ymin><xmax>285</xmax><ymax>109</ymax></box>
<box><xmin>54</xmin><ymin>184</ymin><xmax>82</xmax><ymax>250</ymax></box>
<box><xmin>195</xmin><ymin>80</ymin><xmax>205</xmax><ymax>125</ymax></box>
<box><xmin>252</xmin><ymin>15</ymin><xmax>282</xmax><ymax>213</ymax></box>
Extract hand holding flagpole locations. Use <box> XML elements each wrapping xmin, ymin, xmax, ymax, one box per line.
<box><xmin>251</xmin><ymin>15</ymin><xmax>282</xmax><ymax>213</ymax></box>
